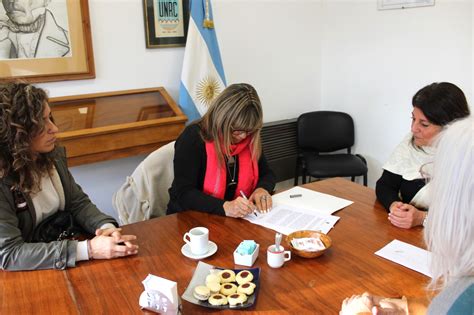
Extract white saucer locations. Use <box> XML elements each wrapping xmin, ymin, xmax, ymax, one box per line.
<box><xmin>181</xmin><ymin>241</ymin><xmax>218</xmax><ymax>260</ymax></box>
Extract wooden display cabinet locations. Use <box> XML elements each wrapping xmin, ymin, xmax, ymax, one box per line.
<box><xmin>50</xmin><ymin>87</ymin><xmax>187</xmax><ymax>166</ymax></box>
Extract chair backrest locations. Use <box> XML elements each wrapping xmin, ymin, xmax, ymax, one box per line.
<box><xmin>297</xmin><ymin>111</ymin><xmax>354</xmax><ymax>152</ymax></box>
<box><xmin>112</xmin><ymin>141</ymin><xmax>175</xmax><ymax>225</ymax></box>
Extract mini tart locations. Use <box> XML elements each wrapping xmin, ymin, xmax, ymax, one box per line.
<box><xmin>237</xmin><ymin>282</ymin><xmax>256</xmax><ymax>295</ymax></box>
<box><xmin>219</xmin><ymin>269</ymin><xmax>236</xmax><ymax>283</ymax></box>
<box><xmin>193</xmin><ymin>285</ymin><xmax>211</xmax><ymax>301</ymax></box>
<box><xmin>220</xmin><ymin>283</ymin><xmax>237</xmax><ymax>296</ymax></box>
<box><xmin>206</xmin><ymin>281</ymin><xmax>221</xmax><ymax>294</ymax></box>
<box><xmin>228</xmin><ymin>293</ymin><xmax>248</xmax><ymax>306</ymax></box>
<box><xmin>206</xmin><ymin>273</ymin><xmax>221</xmax><ymax>285</ymax></box>
<box><xmin>236</xmin><ymin>270</ymin><xmax>254</xmax><ymax>285</ymax></box>
<box><xmin>208</xmin><ymin>293</ymin><xmax>228</xmax><ymax>306</ymax></box>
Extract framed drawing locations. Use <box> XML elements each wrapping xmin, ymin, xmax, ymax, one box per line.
<box><xmin>0</xmin><ymin>0</ymin><xmax>95</xmax><ymax>83</ymax></box>
<box><xmin>143</xmin><ymin>0</ymin><xmax>190</xmax><ymax>48</ymax></box>
<box><xmin>378</xmin><ymin>0</ymin><xmax>435</xmax><ymax>10</ymax></box>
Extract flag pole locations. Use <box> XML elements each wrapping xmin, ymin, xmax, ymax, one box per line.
<box><xmin>203</xmin><ymin>0</ymin><xmax>214</xmax><ymax>28</ymax></box>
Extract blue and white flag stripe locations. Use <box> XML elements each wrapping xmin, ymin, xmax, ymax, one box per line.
<box><xmin>179</xmin><ymin>0</ymin><xmax>226</xmax><ymax>122</ymax></box>
<box><xmin>189</xmin><ymin>0</ymin><xmax>225</xmax><ymax>80</ymax></box>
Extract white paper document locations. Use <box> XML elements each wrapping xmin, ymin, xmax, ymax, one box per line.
<box><xmin>244</xmin><ymin>204</ymin><xmax>340</xmax><ymax>235</ymax></box>
<box><xmin>375</xmin><ymin>239</ymin><xmax>432</xmax><ymax>277</ymax></box>
<box><xmin>272</xmin><ymin>186</ymin><xmax>353</xmax><ymax>215</ymax></box>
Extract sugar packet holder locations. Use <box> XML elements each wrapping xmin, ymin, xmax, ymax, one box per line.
<box><xmin>233</xmin><ymin>240</ymin><xmax>259</xmax><ymax>267</ymax></box>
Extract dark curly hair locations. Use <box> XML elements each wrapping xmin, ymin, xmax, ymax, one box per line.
<box><xmin>0</xmin><ymin>83</ymin><xmax>56</xmax><ymax>193</ymax></box>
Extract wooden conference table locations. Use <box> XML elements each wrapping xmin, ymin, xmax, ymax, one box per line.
<box><xmin>0</xmin><ymin>178</ymin><xmax>429</xmax><ymax>314</ymax></box>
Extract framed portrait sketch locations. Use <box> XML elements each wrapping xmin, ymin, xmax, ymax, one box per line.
<box><xmin>0</xmin><ymin>0</ymin><xmax>95</xmax><ymax>83</ymax></box>
<box><xmin>143</xmin><ymin>0</ymin><xmax>190</xmax><ymax>48</ymax></box>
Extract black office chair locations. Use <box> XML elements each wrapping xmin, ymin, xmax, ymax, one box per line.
<box><xmin>294</xmin><ymin>111</ymin><xmax>368</xmax><ymax>186</ymax></box>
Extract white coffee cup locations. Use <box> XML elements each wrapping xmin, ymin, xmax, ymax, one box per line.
<box><xmin>267</xmin><ymin>245</ymin><xmax>291</xmax><ymax>268</ymax></box>
<box><xmin>183</xmin><ymin>227</ymin><xmax>209</xmax><ymax>255</ymax></box>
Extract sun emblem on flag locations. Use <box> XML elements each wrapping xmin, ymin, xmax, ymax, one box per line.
<box><xmin>195</xmin><ymin>76</ymin><xmax>221</xmax><ymax>107</ymax></box>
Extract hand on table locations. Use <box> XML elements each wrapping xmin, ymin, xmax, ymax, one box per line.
<box><xmin>90</xmin><ymin>227</ymin><xmax>138</xmax><ymax>259</ymax></box>
<box><xmin>340</xmin><ymin>293</ymin><xmax>373</xmax><ymax>314</ymax></box>
<box><xmin>249</xmin><ymin>188</ymin><xmax>272</xmax><ymax>213</ymax></box>
<box><xmin>388</xmin><ymin>202</ymin><xmax>425</xmax><ymax>229</ymax></box>
<box><xmin>340</xmin><ymin>292</ymin><xmax>407</xmax><ymax>315</ymax></box>
<box><xmin>223</xmin><ymin>197</ymin><xmax>255</xmax><ymax>218</ymax></box>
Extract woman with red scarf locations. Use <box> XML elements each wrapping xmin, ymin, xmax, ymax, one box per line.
<box><xmin>167</xmin><ymin>83</ymin><xmax>276</xmax><ymax>218</ymax></box>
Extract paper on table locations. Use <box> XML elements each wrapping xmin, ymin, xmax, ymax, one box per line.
<box><xmin>375</xmin><ymin>239</ymin><xmax>432</xmax><ymax>277</ymax></box>
<box><xmin>244</xmin><ymin>204</ymin><xmax>339</xmax><ymax>235</ymax></box>
<box><xmin>272</xmin><ymin>186</ymin><xmax>353</xmax><ymax>215</ymax></box>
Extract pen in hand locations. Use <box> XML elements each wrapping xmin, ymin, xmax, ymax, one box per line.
<box><xmin>240</xmin><ymin>190</ymin><xmax>258</xmax><ymax>217</ymax></box>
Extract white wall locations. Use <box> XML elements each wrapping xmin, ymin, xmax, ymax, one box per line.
<box><xmin>34</xmin><ymin>0</ymin><xmax>471</xmax><ymax>218</ymax></box>
<box><xmin>214</xmin><ymin>0</ymin><xmax>323</xmax><ymax>122</ymax></box>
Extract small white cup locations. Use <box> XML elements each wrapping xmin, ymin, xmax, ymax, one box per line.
<box><xmin>267</xmin><ymin>245</ymin><xmax>291</xmax><ymax>268</ymax></box>
<box><xmin>183</xmin><ymin>227</ymin><xmax>209</xmax><ymax>255</ymax></box>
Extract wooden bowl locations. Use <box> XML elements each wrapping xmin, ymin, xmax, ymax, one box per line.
<box><xmin>286</xmin><ymin>230</ymin><xmax>332</xmax><ymax>258</ymax></box>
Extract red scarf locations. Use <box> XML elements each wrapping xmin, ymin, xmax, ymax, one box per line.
<box><xmin>203</xmin><ymin>137</ymin><xmax>259</xmax><ymax>199</ymax></box>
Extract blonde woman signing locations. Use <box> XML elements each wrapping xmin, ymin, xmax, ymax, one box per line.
<box><xmin>167</xmin><ymin>83</ymin><xmax>276</xmax><ymax>218</ymax></box>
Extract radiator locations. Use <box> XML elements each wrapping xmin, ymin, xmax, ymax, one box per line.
<box><xmin>261</xmin><ymin>118</ymin><xmax>298</xmax><ymax>182</ymax></box>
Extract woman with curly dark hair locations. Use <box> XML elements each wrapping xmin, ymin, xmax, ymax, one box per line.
<box><xmin>0</xmin><ymin>83</ymin><xmax>138</xmax><ymax>271</ymax></box>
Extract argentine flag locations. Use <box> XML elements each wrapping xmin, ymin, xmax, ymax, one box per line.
<box><xmin>179</xmin><ymin>0</ymin><xmax>227</xmax><ymax>122</ymax></box>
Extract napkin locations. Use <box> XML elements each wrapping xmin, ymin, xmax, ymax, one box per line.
<box><xmin>139</xmin><ymin>274</ymin><xmax>179</xmax><ymax>314</ymax></box>
<box><xmin>290</xmin><ymin>237</ymin><xmax>325</xmax><ymax>252</ymax></box>
<box><xmin>236</xmin><ymin>240</ymin><xmax>257</xmax><ymax>255</ymax></box>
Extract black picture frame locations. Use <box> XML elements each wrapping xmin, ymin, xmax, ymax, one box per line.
<box><xmin>143</xmin><ymin>0</ymin><xmax>190</xmax><ymax>48</ymax></box>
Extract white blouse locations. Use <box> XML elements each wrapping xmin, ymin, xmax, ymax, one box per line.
<box><xmin>383</xmin><ymin>133</ymin><xmax>435</xmax><ymax>209</ymax></box>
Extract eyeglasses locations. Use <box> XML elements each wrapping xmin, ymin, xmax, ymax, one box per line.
<box><xmin>231</xmin><ymin>130</ymin><xmax>256</xmax><ymax>137</ymax></box>
<box><xmin>419</xmin><ymin>162</ymin><xmax>433</xmax><ymax>182</ymax></box>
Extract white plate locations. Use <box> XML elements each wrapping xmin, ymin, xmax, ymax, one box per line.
<box><xmin>181</xmin><ymin>241</ymin><xmax>218</xmax><ymax>260</ymax></box>
<box><xmin>181</xmin><ymin>261</ymin><xmax>260</xmax><ymax>309</ymax></box>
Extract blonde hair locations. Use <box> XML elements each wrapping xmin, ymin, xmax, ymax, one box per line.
<box><xmin>198</xmin><ymin>83</ymin><xmax>263</xmax><ymax>166</ymax></box>
<box><xmin>424</xmin><ymin>116</ymin><xmax>473</xmax><ymax>291</ymax></box>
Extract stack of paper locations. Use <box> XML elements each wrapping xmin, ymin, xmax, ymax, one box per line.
<box><xmin>272</xmin><ymin>186</ymin><xmax>353</xmax><ymax>215</ymax></box>
<box><xmin>245</xmin><ymin>186</ymin><xmax>353</xmax><ymax>235</ymax></box>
